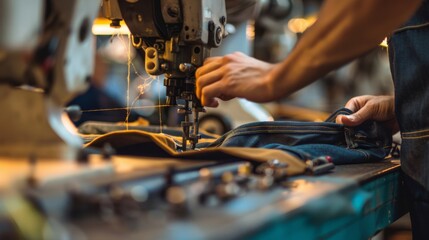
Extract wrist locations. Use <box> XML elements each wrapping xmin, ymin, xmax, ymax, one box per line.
<box><xmin>264</xmin><ymin>63</ymin><xmax>285</xmax><ymax>101</ymax></box>
<box><xmin>267</xmin><ymin>50</ymin><xmax>319</xmax><ymax>100</ymax></box>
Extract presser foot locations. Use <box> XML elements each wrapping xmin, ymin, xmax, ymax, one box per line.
<box><xmin>178</xmin><ymin>101</ymin><xmax>204</xmax><ymax>151</ymax></box>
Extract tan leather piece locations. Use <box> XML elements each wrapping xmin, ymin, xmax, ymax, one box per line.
<box><xmin>86</xmin><ymin>130</ymin><xmax>307</xmax><ymax>176</ymax></box>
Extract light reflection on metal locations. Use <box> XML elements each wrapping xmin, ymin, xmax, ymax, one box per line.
<box><xmin>380</xmin><ymin>38</ymin><xmax>388</xmax><ymax>48</ymax></box>
<box><xmin>92</xmin><ymin>18</ymin><xmax>130</xmax><ymax>35</ymax></box>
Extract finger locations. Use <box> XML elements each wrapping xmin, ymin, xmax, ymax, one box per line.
<box><xmin>335</xmin><ymin>115</ymin><xmax>346</xmax><ymax>124</ymax></box>
<box><xmin>204</xmin><ymin>56</ymin><xmax>222</xmax><ymax>65</ymax></box>
<box><xmin>195</xmin><ymin>59</ymin><xmax>222</xmax><ymax>78</ymax></box>
<box><xmin>204</xmin><ymin>98</ymin><xmax>219</xmax><ymax>108</ymax></box>
<box><xmin>200</xmin><ymin>81</ymin><xmax>226</xmax><ymax>107</ymax></box>
<box><xmin>344</xmin><ymin>95</ymin><xmax>372</xmax><ymax>112</ymax></box>
<box><xmin>219</xmin><ymin>95</ymin><xmax>233</xmax><ymax>101</ymax></box>
<box><xmin>337</xmin><ymin>105</ymin><xmax>372</xmax><ymax>126</ymax></box>
<box><xmin>196</xmin><ymin>68</ymin><xmax>223</xmax><ymax>99</ymax></box>
<box><xmin>344</xmin><ymin>98</ymin><xmax>360</xmax><ymax>112</ymax></box>
<box><xmin>335</xmin><ymin>114</ymin><xmax>358</xmax><ymax>126</ymax></box>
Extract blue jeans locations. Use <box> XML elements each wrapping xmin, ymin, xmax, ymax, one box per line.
<box><xmin>388</xmin><ymin>0</ymin><xmax>429</xmax><ymax>191</ymax></box>
<box><xmin>205</xmin><ymin>108</ymin><xmax>392</xmax><ymax>164</ymax></box>
<box><xmin>388</xmin><ymin>1</ymin><xmax>429</xmax><ymax>238</ymax></box>
<box><xmin>402</xmin><ymin>171</ymin><xmax>429</xmax><ymax>240</ymax></box>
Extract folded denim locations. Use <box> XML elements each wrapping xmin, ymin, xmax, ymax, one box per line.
<box><xmin>83</xmin><ymin>108</ymin><xmax>392</xmax><ymax>165</ymax></box>
<box><xmin>201</xmin><ymin>108</ymin><xmax>393</xmax><ymax>164</ymax></box>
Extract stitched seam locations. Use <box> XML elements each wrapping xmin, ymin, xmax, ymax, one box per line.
<box><xmin>402</xmin><ymin>128</ymin><xmax>429</xmax><ymax>135</ymax></box>
<box><xmin>229</xmin><ymin>129</ymin><xmax>342</xmax><ymax>136</ymax></box>
<box><xmin>234</xmin><ymin>124</ymin><xmax>341</xmax><ymax>131</ymax></box>
<box><xmin>402</xmin><ymin>134</ymin><xmax>429</xmax><ymax>140</ymax></box>
<box><xmin>218</xmin><ymin>129</ymin><xmax>342</xmax><ymax>144</ymax></box>
<box><xmin>393</xmin><ymin>22</ymin><xmax>429</xmax><ymax>34</ymax></box>
<box><xmin>231</xmin><ymin>127</ymin><xmax>342</xmax><ymax>135</ymax></box>
<box><xmin>349</xmin><ymin>148</ymin><xmax>370</xmax><ymax>161</ymax></box>
<box><xmin>237</xmin><ymin>129</ymin><xmax>342</xmax><ymax>134</ymax></box>
<box><xmin>231</xmin><ymin>127</ymin><xmax>342</xmax><ymax>133</ymax></box>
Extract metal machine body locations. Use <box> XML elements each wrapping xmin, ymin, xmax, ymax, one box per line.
<box><xmin>103</xmin><ymin>0</ymin><xmax>227</xmax><ymax>150</ymax></box>
<box><xmin>0</xmin><ymin>0</ymin><xmax>99</xmax><ymax>159</ymax></box>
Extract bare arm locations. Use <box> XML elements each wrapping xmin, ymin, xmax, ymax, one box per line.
<box><xmin>268</xmin><ymin>0</ymin><xmax>422</xmax><ymax>98</ymax></box>
<box><xmin>196</xmin><ymin>0</ymin><xmax>422</xmax><ymax>107</ymax></box>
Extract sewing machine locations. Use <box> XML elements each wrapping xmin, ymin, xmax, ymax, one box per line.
<box><xmin>103</xmin><ymin>0</ymin><xmax>227</xmax><ymax>151</ymax></box>
<box><xmin>0</xmin><ymin>0</ymin><xmax>226</xmax><ymax>160</ymax></box>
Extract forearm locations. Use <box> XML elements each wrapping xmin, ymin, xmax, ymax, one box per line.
<box><xmin>268</xmin><ymin>0</ymin><xmax>422</xmax><ymax>98</ymax></box>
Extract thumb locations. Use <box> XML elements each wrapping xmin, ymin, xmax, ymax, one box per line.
<box><xmin>335</xmin><ymin>106</ymin><xmax>370</xmax><ymax>126</ymax></box>
<box><xmin>336</xmin><ymin>114</ymin><xmax>360</xmax><ymax>126</ymax></box>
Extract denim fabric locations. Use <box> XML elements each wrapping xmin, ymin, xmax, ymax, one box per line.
<box><xmin>402</xmin><ymin>171</ymin><xmax>429</xmax><ymax>240</ymax></box>
<box><xmin>388</xmin><ymin>0</ymin><xmax>429</xmax><ymax>190</ymax></box>
<box><xmin>81</xmin><ymin>108</ymin><xmax>392</xmax><ymax>165</ymax></box>
<box><xmin>388</xmin><ymin>2</ymin><xmax>429</xmax><ymax>238</ymax></box>
<box><xmin>204</xmin><ymin>108</ymin><xmax>392</xmax><ymax>165</ymax></box>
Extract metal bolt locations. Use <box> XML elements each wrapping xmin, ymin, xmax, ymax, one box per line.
<box><xmin>167</xmin><ymin>6</ymin><xmax>179</xmax><ymax>18</ymax></box>
<box><xmin>220</xmin><ymin>16</ymin><xmax>226</xmax><ymax>25</ymax></box>
<box><xmin>161</xmin><ymin>63</ymin><xmax>169</xmax><ymax>71</ymax></box>
<box><xmin>215</xmin><ymin>27</ymin><xmax>222</xmax><ymax>44</ymax></box>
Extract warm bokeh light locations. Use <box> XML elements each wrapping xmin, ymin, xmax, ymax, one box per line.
<box><xmin>287</xmin><ymin>16</ymin><xmax>317</xmax><ymax>33</ymax></box>
<box><xmin>246</xmin><ymin>21</ymin><xmax>255</xmax><ymax>40</ymax></box>
<box><xmin>287</xmin><ymin>16</ymin><xmax>388</xmax><ymax>48</ymax></box>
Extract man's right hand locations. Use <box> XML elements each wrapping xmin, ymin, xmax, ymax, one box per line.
<box><xmin>336</xmin><ymin>95</ymin><xmax>399</xmax><ymax>133</ymax></box>
<box><xmin>195</xmin><ymin>52</ymin><xmax>276</xmax><ymax>107</ymax></box>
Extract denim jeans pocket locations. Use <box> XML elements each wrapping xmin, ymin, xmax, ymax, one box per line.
<box><xmin>400</xmin><ymin>129</ymin><xmax>429</xmax><ymax>189</ymax></box>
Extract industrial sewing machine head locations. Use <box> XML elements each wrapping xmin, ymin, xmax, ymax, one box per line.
<box><xmin>103</xmin><ymin>0</ymin><xmax>227</xmax><ymax>150</ymax></box>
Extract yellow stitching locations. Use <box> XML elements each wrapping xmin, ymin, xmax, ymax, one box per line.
<box><xmin>393</xmin><ymin>22</ymin><xmax>429</xmax><ymax>34</ymax></box>
<box><xmin>231</xmin><ymin>129</ymin><xmax>341</xmax><ymax>135</ymax></box>
<box><xmin>238</xmin><ymin>125</ymin><xmax>340</xmax><ymax>130</ymax></box>
<box><xmin>402</xmin><ymin>134</ymin><xmax>429</xmax><ymax>139</ymax></box>
<box><xmin>234</xmin><ymin>125</ymin><xmax>341</xmax><ymax>132</ymax></box>
<box><xmin>402</xmin><ymin>128</ymin><xmax>429</xmax><ymax>135</ymax></box>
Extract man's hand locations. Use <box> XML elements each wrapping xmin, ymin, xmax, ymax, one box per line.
<box><xmin>195</xmin><ymin>52</ymin><xmax>276</xmax><ymax>107</ymax></box>
<box><xmin>195</xmin><ymin>0</ymin><xmax>421</xmax><ymax>108</ymax></box>
<box><xmin>336</xmin><ymin>95</ymin><xmax>399</xmax><ymax>133</ymax></box>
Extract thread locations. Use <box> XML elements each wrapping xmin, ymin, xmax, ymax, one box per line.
<box><xmin>81</xmin><ymin>105</ymin><xmax>172</xmax><ymax>113</ymax></box>
<box><xmin>158</xmin><ymin>76</ymin><xmax>163</xmax><ymax>133</ymax></box>
<box><xmin>125</xmin><ymin>33</ymin><xmax>132</xmax><ymax>130</ymax></box>
<box><xmin>102</xmin><ymin>34</ymin><xmax>165</xmax><ymax>132</ymax></box>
